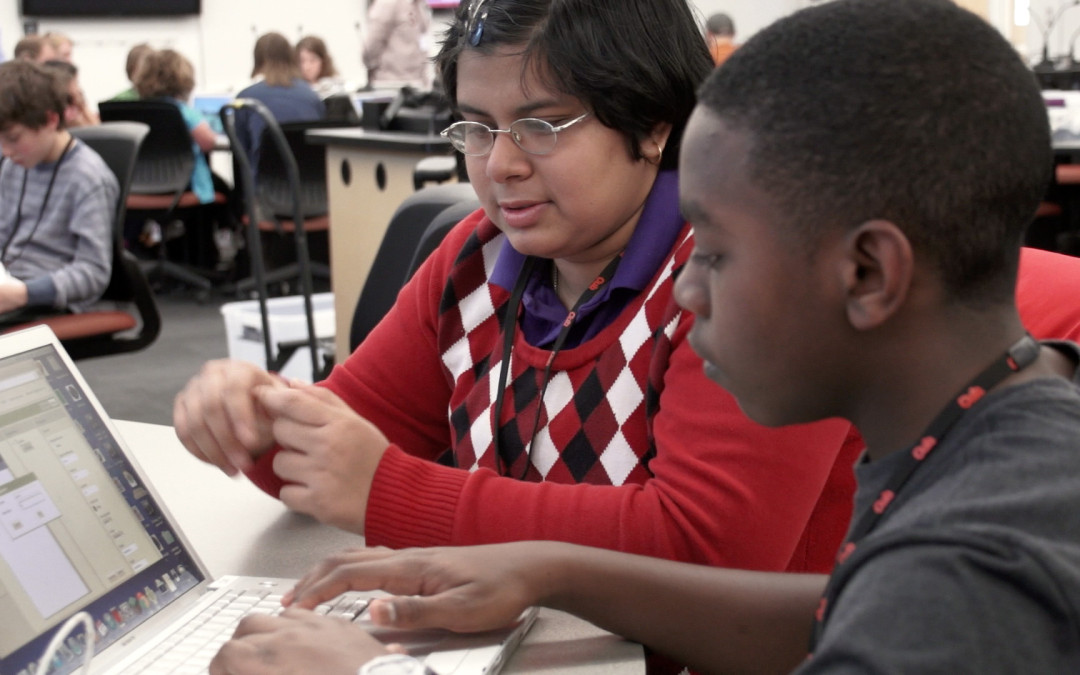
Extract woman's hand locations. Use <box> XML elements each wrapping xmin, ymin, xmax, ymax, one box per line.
<box><xmin>255</xmin><ymin>382</ymin><xmax>391</xmax><ymax>534</ymax></box>
<box><xmin>173</xmin><ymin>359</ymin><xmax>286</xmax><ymax>476</ymax></box>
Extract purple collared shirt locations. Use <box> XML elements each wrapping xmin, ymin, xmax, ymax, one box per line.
<box><xmin>489</xmin><ymin>170</ymin><xmax>683</xmax><ymax>348</ymax></box>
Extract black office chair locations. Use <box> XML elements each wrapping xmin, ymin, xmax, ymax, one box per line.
<box><xmin>3</xmin><ymin>122</ymin><xmax>163</xmax><ymax>359</ymax></box>
<box><xmin>222</xmin><ymin>99</ymin><xmax>331</xmax><ymax>379</ymax></box>
<box><xmin>229</xmin><ymin>119</ymin><xmax>343</xmax><ymax>296</ymax></box>
<box><xmin>98</xmin><ymin>99</ymin><xmax>227</xmax><ymax>297</ymax></box>
<box><xmin>349</xmin><ymin>183</ymin><xmax>478</xmax><ymax>351</ymax></box>
<box><xmin>404</xmin><ymin>197</ymin><xmax>481</xmax><ymax>280</ymax></box>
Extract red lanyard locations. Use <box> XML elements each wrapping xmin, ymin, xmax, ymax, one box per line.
<box><xmin>810</xmin><ymin>333</ymin><xmax>1041</xmax><ymax>650</ymax></box>
<box><xmin>491</xmin><ymin>253</ymin><xmax>624</xmax><ymax>479</ymax></box>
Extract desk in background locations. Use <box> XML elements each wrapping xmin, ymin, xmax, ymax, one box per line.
<box><xmin>306</xmin><ymin>128</ymin><xmax>453</xmax><ymax>360</ymax></box>
<box><xmin>114</xmin><ymin>420</ymin><xmax>644</xmax><ymax>674</ymax></box>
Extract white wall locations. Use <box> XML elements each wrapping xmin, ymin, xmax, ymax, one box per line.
<box><xmin>0</xmin><ymin>0</ymin><xmax>371</xmax><ymax>109</ymax></box>
<box><xmin>0</xmin><ymin>0</ymin><xmax>1025</xmax><ymax>114</ymax></box>
<box><xmin>1029</xmin><ymin>0</ymin><xmax>1080</xmax><ymax>65</ymax></box>
<box><xmin>0</xmin><ymin>1</ymin><xmax>811</xmax><ymax>111</ymax></box>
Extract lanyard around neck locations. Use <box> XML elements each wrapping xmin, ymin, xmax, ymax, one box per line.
<box><xmin>3</xmin><ymin>135</ymin><xmax>75</xmax><ymax>265</ymax></box>
<box><xmin>491</xmin><ymin>252</ymin><xmax>624</xmax><ymax>478</ymax></box>
<box><xmin>810</xmin><ymin>333</ymin><xmax>1041</xmax><ymax>651</ymax></box>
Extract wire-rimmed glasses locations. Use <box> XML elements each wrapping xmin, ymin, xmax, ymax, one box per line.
<box><xmin>440</xmin><ymin>113</ymin><xmax>590</xmax><ymax>156</ymax></box>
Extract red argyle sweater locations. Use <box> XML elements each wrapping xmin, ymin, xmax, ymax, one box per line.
<box><xmin>247</xmin><ymin>210</ymin><xmax>860</xmax><ymax>572</ymax></box>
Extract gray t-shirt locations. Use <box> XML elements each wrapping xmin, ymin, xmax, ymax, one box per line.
<box><xmin>798</xmin><ymin>343</ymin><xmax>1080</xmax><ymax>673</ymax></box>
<box><xmin>0</xmin><ymin>140</ymin><xmax>118</xmax><ymax>311</ymax></box>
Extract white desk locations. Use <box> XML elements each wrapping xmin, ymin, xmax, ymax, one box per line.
<box><xmin>114</xmin><ymin>420</ymin><xmax>644</xmax><ymax>675</ymax></box>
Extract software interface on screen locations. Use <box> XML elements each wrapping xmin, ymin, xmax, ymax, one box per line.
<box><xmin>0</xmin><ymin>345</ymin><xmax>204</xmax><ymax>675</ymax></box>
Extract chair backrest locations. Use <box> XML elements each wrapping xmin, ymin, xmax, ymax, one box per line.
<box><xmin>403</xmin><ymin>197</ymin><xmax>480</xmax><ymax>281</ymax></box>
<box><xmin>98</xmin><ymin>99</ymin><xmax>194</xmax><ymax>197</ymax></box>
<box><xmin>255</xmin><ymin>120</ymin><xmax>339</xmax><ymax>219</ymax></box>
<box><xmin>322</xmin><ymin>93</ymin><xmax>362</xmax><ymax>125</ymax></box>
<box><xmin>57</xmin><ymin>122</ymin><xmax>162</xmax><ymax>357</ymax></box>
<box><xmin>69</xmin><ymin>121</ymin><xmax>148</xmax><ymax>227</ymax></box>
<box><xmin>349</xmin><ymin>182</ymin><xmax>479</xmax><ymax>351</ymax></box>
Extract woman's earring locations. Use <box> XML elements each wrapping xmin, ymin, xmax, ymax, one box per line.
<box><xmin>651</xmin><ymin>141</ymin><xmax>664</xmax><ymax>165</ymax></box>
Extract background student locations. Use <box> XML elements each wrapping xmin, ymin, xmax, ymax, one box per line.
<box><xmin>41</xmin><ymin>60</ymin><xmax>100</xmax><ymax>128</ymax></box>
<box><xmin>133</xmin><ymin>49</ymin><xmax>218</xmax><ymax>204</ymax></box>
<box><xmin>362</xmin><ymin>0</ymin><xmax>432</xmax><ymax>89</ymax></box>
<box><xmin>206</xmin><ymin>1</ymin><xmax>1080</xmax><ymax>673</ymax></box>
<box><xmin>0</xmin><ymin>61</ymin><xmax>118</xmax><ymax>325</ymax></box>
<box><xmin>704</xmin><ymin>12</ymin><xmax>738</xmax><ymax>66</ymax></box>
<box><xmin>233</xmin><ymin>32</ymin><xmax>325</xmax><ymax>167</ymax></box>
<box><xmin>173</xmin><ymin>0</ymin><xmax>858</xmax><ymax>589</ymax></box>
<box><xmin>112</xmin><ymin>43</ymin><xmax>154</xmax><ymax>101</ymax></box>
<box><xmin>296</xmin><ymin>35</ymin><xmax>347</xmax><ymax>98</ymax></box>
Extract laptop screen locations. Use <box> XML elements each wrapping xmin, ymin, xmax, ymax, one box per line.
<box><xmin>0</xmin><ymin>337</ymin><xmax>205</xmax><ymax>675</ymax></box>
<box><xmin>191</xmin><ymin>94</ymin><xmax>233</xmax><ymax>135</ymax></box>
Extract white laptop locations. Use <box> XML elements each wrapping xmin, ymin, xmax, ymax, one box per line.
<box><xmin>0</xmin><ymin>326</ymin><xmax>536</xmax><ymax>675</ymax></box>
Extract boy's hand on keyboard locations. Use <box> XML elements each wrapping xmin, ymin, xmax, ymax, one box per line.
<box><xmin>209</xmin><ymin>608</ymin><xmax>389</xmax><ymax>675</ymax></box>
<box><xmin>283</xmin><ymin>544</ymin><xmax>557</xmax><ymax>633</ymax></box>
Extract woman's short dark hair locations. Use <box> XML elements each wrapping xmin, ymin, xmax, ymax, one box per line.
<box><xmin>435</xmin><ymin>0</ymin><xmax>713</xmax><ymax>170</ymax></box>
<box><xmin>698</xmin><ymin>0</ymin><xmax>1051</xmax><ymax>305</ymax></box>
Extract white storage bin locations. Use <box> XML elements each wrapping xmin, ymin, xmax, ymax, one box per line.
<box><xmin>221</xmin><ymin>292</ymin><xmax>335</xmax><ymax>382</ymax></box>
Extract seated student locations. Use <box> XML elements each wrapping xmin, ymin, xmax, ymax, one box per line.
<box><xmin>112</xmin><ymin>43</ymin><xmax>154</xmax><ymax>101</ymax></box>
<box><xmin>296</xmin><ymin>35</ymin><xmax>347</xmax><ymax>98</ymax></box>
<box><xmin>704</xmin><ymin>12</ymin><xmax>738</xmax><ymax>66</ymax></box>
<box><xmin>41</xmin><ymin>60</ymin><xmax>100</xmax><ymax>128</ymax></box>
<box><xmin>0</xmin><ymin>61</ymin><xmax>118</xmax><ymax>325</ymax></box>
<box><xmin>132</xmin><ymin>49</ymin><xmax>219</xmax><ymax>206</ymax></box>
<box><xmin>42</xmin><ymin>31</ymin><xmax>74</xmax><ymax>63</ymax></box>
<box><xmin>174</xmin><ymin>0</ymin><xmax>858</xmax><ymax>583</ymax></box>
<box><xmin>13</xmin><ymin>35</ymin><xmax>58</xmax><ymax>63</ymax></box>
<box><xmin>206</xmin><ymin>1</ymin><xmax>1080</xmax><ymax>673</ymax></box>
<box><xmin>234</xmin><ymin>32</ymin><xmax>325</xmax><ymax>167</ymax></box>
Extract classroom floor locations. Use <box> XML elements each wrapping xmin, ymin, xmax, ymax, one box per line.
<box><xmin>78</xmin><ymin>292</ymin><xmax>230</xmax><ymax>426</ymax></box>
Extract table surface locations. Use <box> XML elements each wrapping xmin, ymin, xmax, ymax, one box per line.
<box><xmin>113</xmin><ymin>420</ymin><xmax>644</xmax><ymax>674</ymax></box>
<box><xmin>306</xmin><ymin>127</ymin><xmax>452</xmax><ymax>152</ymax></box>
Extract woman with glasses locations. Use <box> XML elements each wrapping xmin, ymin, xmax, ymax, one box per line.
<box><xmin>174</xmin><ymin>0</ymin><xmax>857</xmax><ymax>587</ymax></box>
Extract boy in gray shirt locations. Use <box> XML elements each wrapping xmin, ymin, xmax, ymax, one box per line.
<box><xmin>0</xmin><ymin>60</ymin><xmax>118</xmax><ymax>321</ymax></box>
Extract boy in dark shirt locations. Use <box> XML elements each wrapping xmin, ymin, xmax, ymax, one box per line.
<box><xmin>207</xmin><ymin>1</ymin><xmax>1080</xmax><ymax>673</ymax></box>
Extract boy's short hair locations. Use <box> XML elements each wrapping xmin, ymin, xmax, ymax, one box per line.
<box><xmin>13</xmin><ymin>36</ymin><xmax>45</xmax><ymax>61</ymax></box>
<box><xmin>0</xmin><ymin>60</ymin><xmax>68</xmax><ymax>131</ymax></box>
<box><xmin>134</xmin><ymin>49</ymin><xmax>196</xmax><ymax>100</ymax></box>
<box><xmin>697</xmin><ymin>0</ymin><xmax>1051</xmax><ymax>305</ymax></box>
<box><xmin>126</xmin><ymin>43</ymin><xmax>155</xmax><ymax>81</ymax></box>
<box><xmin>435</xmin><ymin>0</ymin><xmax>713</xmax><ymax>170</ymax></box>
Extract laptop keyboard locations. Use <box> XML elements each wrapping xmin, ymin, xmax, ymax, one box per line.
<box><xmin>117</xmin><ymin>588</ymin><xmax>370</xmax><ymax>674</ymax></box>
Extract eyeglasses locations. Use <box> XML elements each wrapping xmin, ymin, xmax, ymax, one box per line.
<box><xmin>440</xmin><ymin>113</ymin><xmax>590</xmax><ymax>157</ymax></box>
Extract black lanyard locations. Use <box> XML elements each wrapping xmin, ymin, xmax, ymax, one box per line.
<box><xmin>491</xmin><ymin>253</ymin><xmax>624</xmax><ymax>479</ymax></box>
<box><xmin>2</xmin><ymin>135</ymin><xmax>75</xmax><ymax>266</ymax></box>
<box><xmin>810</xmin><ymin>333</ymin><xmax>1042</xmax><ymax>650</ymax></box>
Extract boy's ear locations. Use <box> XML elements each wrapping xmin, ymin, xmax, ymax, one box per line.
<box><xmin>42</xmin><ymin>110</ymin><xmax>61</xmax><ymax>131</ymax></box>
<box><xmin>839</xmin><ymin>219</ymin><xmax>913</xmax><ymax>331</ymax></box>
